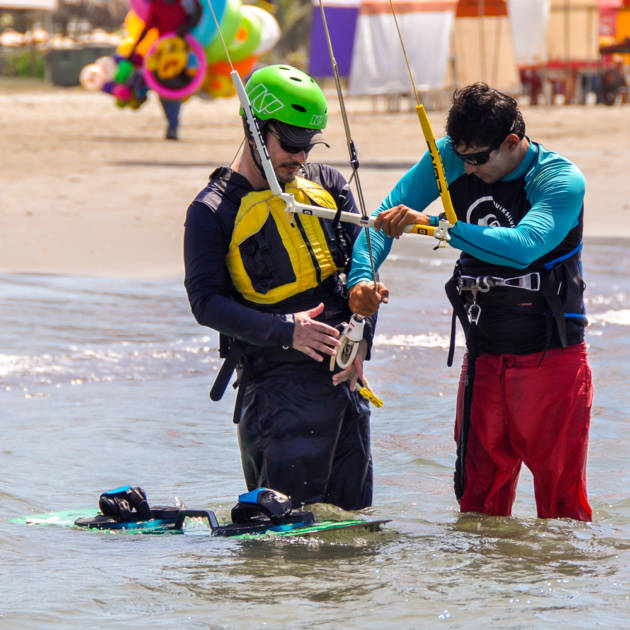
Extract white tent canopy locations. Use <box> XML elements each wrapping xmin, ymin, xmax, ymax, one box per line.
<box><xmin>507</xmin><ymin>0</ymin><xmax>551</xmax><ymax>64</ymax></box>
<box><xmin>346</xmin><ymin>0</ymin><xmax>585</xmax><ymax>95</ymax></box>
<box><xmin>349</xmin><ymin>0</ymin><xmax>456</xmax><ymax>95</ymax></box>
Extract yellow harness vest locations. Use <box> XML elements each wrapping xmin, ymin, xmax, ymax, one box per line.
<box><xmin>226</xmin><ymin>176</ymin><xmax>342</xmax><ymax>305</ymax></box>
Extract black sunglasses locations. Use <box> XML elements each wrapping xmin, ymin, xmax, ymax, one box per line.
<box><xmin>453</xmin><ymin>120</ymin><xmax>518</xmax><ymax>166</ymax></box>
<box><xmin>267</xmin><ymin>128</ymin><xmax>314</xmax><ymax>155</ymax></box>
<box><xmin>452</xmin><ymin>145</ymin><xmax>497</xmax><ymax>166</ymax></box>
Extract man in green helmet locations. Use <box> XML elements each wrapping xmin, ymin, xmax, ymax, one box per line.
<box><xmin>183</xmin><ymin>64</ymin><xmax>376</xmax><ymax>510</ymax></box>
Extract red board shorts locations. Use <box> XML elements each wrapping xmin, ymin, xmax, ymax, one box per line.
<box><xmin>455</xmin><ymin>343</ymin><xmax>593</xmax><ymax>521</ymax></box>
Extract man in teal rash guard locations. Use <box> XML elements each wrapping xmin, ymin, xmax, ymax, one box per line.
<box><xmin>348</xmin><ymin>83</ymin><xmax>593</xmax><ymax>521</ymax></box>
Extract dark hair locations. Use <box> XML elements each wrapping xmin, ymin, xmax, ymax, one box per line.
<box><xmin>446</xmin><ymin>82</ymin><xmax>525</xmax><ymax>150</ymax></box>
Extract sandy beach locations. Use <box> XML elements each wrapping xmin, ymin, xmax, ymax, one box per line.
<box><xmin>1</xmin><ymin>80</ymin><xmax>628</xmax><ymax>279</ymax></box>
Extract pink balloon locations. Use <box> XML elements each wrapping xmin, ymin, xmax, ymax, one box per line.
<box><xmin>113</xmin><ymin>84</ymin><xmax>133</xmax><ymax>101</ymax></box>
<box><xmin>129</xmin><ymin>0</ymin><xmax>151</xmax><ymax>22</ymax></box>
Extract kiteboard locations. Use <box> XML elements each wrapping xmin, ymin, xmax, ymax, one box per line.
<box><xmin>12</xmin><ymin>487</ymin><xmax>389</xmax><ymax>540</ymax></box>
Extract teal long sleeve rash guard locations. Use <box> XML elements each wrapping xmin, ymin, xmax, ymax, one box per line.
<box><xmin>348</xmin><ymin>137</ymin><xmax>585</xmax><ymax>286</ymax></box>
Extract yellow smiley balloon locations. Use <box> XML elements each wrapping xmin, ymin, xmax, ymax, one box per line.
<box><xmin>149</xmin><ymin>35</ymin><xmax>188</xmax><ymax>80</ymax></box>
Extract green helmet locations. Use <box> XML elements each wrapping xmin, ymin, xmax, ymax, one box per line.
<box><xmin>244</xmin><ymin>64</ymin><xmax>327</xmax><ymax>130</ymax></box>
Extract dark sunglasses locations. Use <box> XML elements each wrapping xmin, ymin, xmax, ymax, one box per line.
<box><xmin>452</xmin><ymin>145</ymin><xmax>497</xmax><ymax>166</ymax></box>
<box><xmin>453</xmin><ymin>120</ymin><xmax>518</xmax><ymax>166</ymax></box>
<box><xmin>267</xmin><ymin>128</ymin><xmax>314</xmax><ymax>155</ymax></box>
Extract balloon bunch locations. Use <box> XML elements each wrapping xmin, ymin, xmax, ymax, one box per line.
<box><xmin>79</xmin><ymin>51</ymin><xmax>150</xmax><ymax>109</ymax></box>
<box><xmin>79</xmin><ymin>0</ymin><xmax>281</xmax><ymax>106</ymax></box>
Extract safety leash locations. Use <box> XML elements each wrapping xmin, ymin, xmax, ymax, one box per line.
<box><xmin>318</xmin><ymin>0</ymin><xmax>384</xmax><ymax>407</ymax></box>
<box><xmin>318</xmin><ymin>0</ymin><xmax>372</xmax><ymax>377</ymax></box>
<box><xmin>330</xmin><ymin>312</ymin><xmax>364</xmax><ymax>371</ymax></box>
<box><xmin>357</xmin><ymin>375</ymin><xmax>384</xmax><ymax>408</ymax></box>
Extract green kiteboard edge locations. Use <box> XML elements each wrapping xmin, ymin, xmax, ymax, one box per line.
<box><xmin>11</xmin><ymin>509</ymin><xmax>390</xmax><ymax>539</ymax></box>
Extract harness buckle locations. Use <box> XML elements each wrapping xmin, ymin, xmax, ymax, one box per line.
<box><xmin>467</xmin><ymin>302</ymin><xmax>481</xmax><ymax>325</ymax></box>
<box><xmin>477</xmin><ymin>276</ymin><xmax>492</xmax><ymax>293</ymax></box>
<box><xmin>458</xmin><ymin>272</ymin><xmax>541</xmax><ymax>293</ymax></box>
<box><xmin>500</xmin><ymin>272</ymin><xmax>540</xmax><ymax>291</ymax></box>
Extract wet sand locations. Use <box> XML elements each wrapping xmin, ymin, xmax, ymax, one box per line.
<box><xmin>1</xmin><ymin>82</ymin><xmax>628</xmax><ymax>278</ymax></box>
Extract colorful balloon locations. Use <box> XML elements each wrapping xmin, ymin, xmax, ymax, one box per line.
<box><xmin>79</xmin><ymin>64</ymin><xmax>105</xmax><ymax>91</ymax></box>
<box><xmin>192</xmin><ymin>0</ymin><xmax>228</xmax><ymax>46</ymax></box>
<box><xmin>79</xmin><ymin>0</ymin><xmax>281</xmax><ymax>106</ymax></box>
<box><xmin>145</xmin><ymin>36</ymin><xmax>188</xmax><ymax>79</ymax></box>
<box><xmin>121</xmin><ymin>10</ymin><xmax>158</xmax><ymax>57</ymax></box>
<box><xmin>203</xmin><ymin>69</ymin><xmax>233</xmax><ymax>98</ymax></box>
<box><xmin>114</xmin><ymin>58</ymin><xmax>135</xmax><ymax>83</ymax></box>
<box><xmin>204</xmin><ymin>0</ymin><xmax>242</xmax><ymax>64</ymax></box>
<box><xmin>116</xmin><ymin>36</ymin><xmax>135</xmax><ymax>58</ymax></box>
<box><xmin>243</xmin><ymin>5</ymin><xmax>281</xmax><ymax>56</ymax></box>
<box><xmin>143</xmin><ymin>32</ymin><xmax>207</xmax><ymax>100</ymax></box>
<box><xmin>128</xmin><ymin>0</ymin><xmax>227</xmax><ymax>47</ymax></box>
<box><xmin>225</xmin><ymin>8</ymin><xmax>262</xmax><ymax>62</ymax></box>
<box><xmin>201</xmin><ymin>54</ymin><xmax>256</xmax><ymax>98</ymax></box>
<box><xmin>113</xmin><ymin>83</ymin><xmax>133</xmax><ymax>101</ymax></box>
<box><xmin>128</xmin><ymin>0</ymin><xmax>151</xmax><ymax>22</ymax></box>
<box><xmin>94</xmin><ymin>56</ymin><xmax>117</xmax><ymax>82</ymax></box>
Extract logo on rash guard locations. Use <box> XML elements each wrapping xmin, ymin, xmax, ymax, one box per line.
<box><xmin>466</xmin><ymin>195</ymin><xmax>516</xmax><ymax>227</ymax></box>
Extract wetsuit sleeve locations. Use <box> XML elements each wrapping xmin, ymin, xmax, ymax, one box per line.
<box><xmin>448</xmin><ymin>157</ymin><xmax>585</xmax><ymax>269</ymax></box>
<box><xmin>184</xmin><ymin>200</ymin><xmax>294</xmax><ymax>347</ymax></box>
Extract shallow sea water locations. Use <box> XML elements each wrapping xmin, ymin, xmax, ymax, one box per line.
<box><xmin>1</xmin><ymin>236</ymin><xmax>629</xmax><ymax>629</ymax></box>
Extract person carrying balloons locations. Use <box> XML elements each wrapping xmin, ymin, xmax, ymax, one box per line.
<box><xmin>78</xmin><ymin>0</ymin><xmax>282</xmax><ymax>141</ymax></box>
<box><xmin>183</xmin><ymin>65</ymin><xmax>378</xmax><ymax>510</ymax></box>
<box><xmin>129</xmin><ymin>0</ymin><xmax>203</xmax><ymax>139</ymax></box>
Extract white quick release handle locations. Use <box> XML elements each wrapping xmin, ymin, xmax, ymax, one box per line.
<box><xmin>334</xmin><ymin>314</ymin><xmax>365</xmax><ymax>370</ymax></box>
